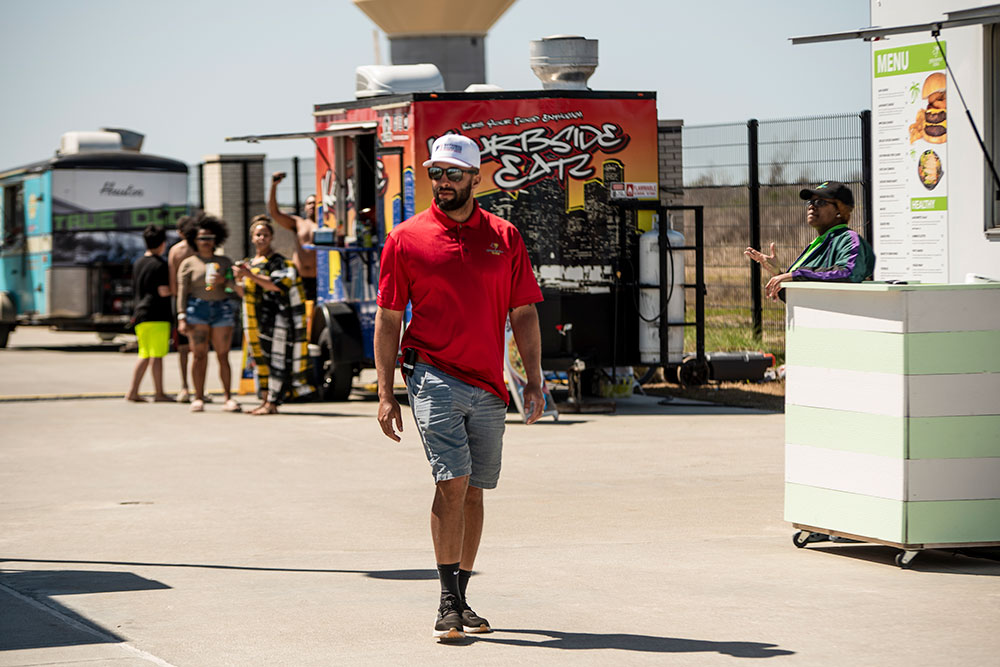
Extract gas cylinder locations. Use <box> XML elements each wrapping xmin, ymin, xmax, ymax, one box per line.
<box><xmin>638</xmin><ymin>219</ymin><xmax>685</xmax><ymax>365</ymax></box>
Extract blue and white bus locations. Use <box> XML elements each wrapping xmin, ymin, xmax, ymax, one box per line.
<box><xmin>0</xmin><ymin>130</ymin><xmax>188</xmax><ymax>347</ymax></box>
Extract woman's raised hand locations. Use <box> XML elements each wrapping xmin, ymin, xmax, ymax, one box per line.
<box><xmin>744</xmin><ymin>242</ymin><xmax>779</xmax><ymax>276</ymax></box>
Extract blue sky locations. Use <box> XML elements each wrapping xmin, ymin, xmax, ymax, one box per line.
<box><xmin>0</xmin><ymin>0</ymin><xmax>871</xmax><ymax>167</ymax></box>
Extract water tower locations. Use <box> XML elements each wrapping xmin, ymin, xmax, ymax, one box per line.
<box><xmin>352</xmin><ymin>0</ymin><xmax>517</xmax><ymax>91</ymax></box>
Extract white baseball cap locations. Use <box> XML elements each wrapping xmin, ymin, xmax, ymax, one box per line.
<box><xmin>422</xmin><ymin>134</ymin><xmax>481</xmax><ymax>169</ymax></box>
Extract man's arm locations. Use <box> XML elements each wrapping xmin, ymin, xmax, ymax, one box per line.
<box><xmin>175</xmin><ymin>260</ymin><xmax>190</xmax><ymax>334</ymax></box>
<box><xmin>167</xmin><ymin>244</ymin><xmax>182</xmax><ymax>296</ymax></box>
<box><xmin>509</xmin><ymin>303</ymin><xmax>544</xmax><ymax>424</ymax></box>
<box><xmin>268</xmin><ymin>171</ymin><xmax>300</xmax><ymax>233</ymax></box>
<box><xmin>176</xmin><ymin>260</ymin><xmax>190</xmax><ymax>319</ymax></box>
<box><xmin>374</xmin><ymin>306</ymin><xmax>405</xmax><ymax>441</ymax></box>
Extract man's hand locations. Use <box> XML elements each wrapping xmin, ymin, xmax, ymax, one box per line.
<box><xmin>272</xmin><ymin>171</ymin><xmax>286</xmax><ymax>185</ymax></box>
<box><xmin>765</xmin><ymin>272</ymin><xmax>793</xmax><ymax>300</ymax></box>
<box><xmin>377</xmin><ymin>395</ymin><xmax>404</xmax><ymax>442</ymax></box>
<box><xmin>374</xmin><ymin>306</ymin><xmax>406</xmax><ymax>440</ymax></box>
<box><xmin>522</xmin><ymin>383</ymin><xmax>545</xmax><ymax>424</ymax></box>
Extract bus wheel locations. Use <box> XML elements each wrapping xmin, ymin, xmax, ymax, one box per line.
<box><xmin>98</xmin><ymin>332</ymin><xmax>117</xmax><ymax>343</ymax></box>
<box><xmin>0</xmin><ymin>323</ymin><xmax>10</xmax><ymax>348</ymax></box>
<box><xmin>318</xmin><ymin>328</ymin><xmax>354</xmax><ymax>401</ymax></box>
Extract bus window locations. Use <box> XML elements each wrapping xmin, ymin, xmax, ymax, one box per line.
<box><xmin>2</xmin><ymin>183</ymin><xmax>25</xmax><ymax>248</ymax></box>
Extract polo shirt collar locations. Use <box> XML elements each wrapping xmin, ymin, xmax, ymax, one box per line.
<box><xmin>429</xmin><ymin>199</ymin><xmax>482</xmax><ymax>229</ymax></box>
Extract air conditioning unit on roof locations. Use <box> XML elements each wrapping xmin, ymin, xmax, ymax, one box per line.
<box><xmin>355</xmin><ymin>64</ymin><xmax>445</xmax><ymax>98</ymax></box>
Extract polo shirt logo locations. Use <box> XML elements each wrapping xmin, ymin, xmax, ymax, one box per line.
<box><xmin>485</xmin><ymin>242</ymin><xmax>504</xmax><ymax>256</ymax></box>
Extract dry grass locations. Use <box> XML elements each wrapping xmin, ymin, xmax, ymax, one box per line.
<box><xmin>641</xmin><ymin>378</ymin><xmax>785</xmax><ymax>412</ymax></box>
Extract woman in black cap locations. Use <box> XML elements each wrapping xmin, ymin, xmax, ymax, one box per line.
<box><xmin>745</xmin><ymin>181</ymin><xmax>875</xmax><ymax>301</ymax></box>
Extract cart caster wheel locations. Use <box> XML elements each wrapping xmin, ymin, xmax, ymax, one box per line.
<box><xmin>793</xmin><ymin>531</ymin><xmax>830</xmax><ymax>548</ymax></box>
<box><xmin>895</xmin><ymin>550</ymin><xmax>919</xmax><ymax>569</ymax></box>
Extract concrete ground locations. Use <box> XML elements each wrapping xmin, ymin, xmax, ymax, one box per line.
<box><xmin>1</xmin><ymin>328</ymin><xmax>998</xmax><ymax>666</ymax></box>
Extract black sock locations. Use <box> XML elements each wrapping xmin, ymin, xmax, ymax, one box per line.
<box><xmin>458</xmin><ymin>569</ymin><xmax>472</xmax><ymax>603</ymax></box>
<box><xmin>437</xmin><ymin>562</ymin><xmax>461</xmax><ymax>601</ymax></box>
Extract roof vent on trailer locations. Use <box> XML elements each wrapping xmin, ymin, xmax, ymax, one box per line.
<box><xmin>355</xmin><ymin>63</ymin><xmax>445</xmax><ymax>98</ymax></box>
<box><xmin>464</xmin><ymin>83</ymin><xmax>504</xmax><ymax>93</ymax></box>
<box><xmin>101</xmin><ymin>128</ymin><xmax>145</xmax><ymax>152</ymax></box>
<box><xmin>529</xmin><ymin>35</ymin><xmax>598</xmax><ymax>90</ymax></box>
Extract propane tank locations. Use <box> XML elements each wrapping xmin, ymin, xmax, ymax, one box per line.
<box><xmin>639</xmin><ymin>218</ymin><xmax>685</xmax><ymax>364</ymax></box>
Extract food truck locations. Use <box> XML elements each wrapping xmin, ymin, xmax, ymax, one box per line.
<box><xmin>0</xmin><ymin>129</ymin><xmax>188</xmax><ymax>347</ymax></box>
<box><xmin>227</xmin><ymin>34</ymin><xmax>696</xmax><ymax>404</ymax></box>
<box><xmin>301</xmin><ymin>85</ymin><xmax>686</xmax><ymax>402</ymax></box>
<box><xmin>784</xmin><ymin>0</ymin><xmax>1000</xmax><ymax>567</ymax></box>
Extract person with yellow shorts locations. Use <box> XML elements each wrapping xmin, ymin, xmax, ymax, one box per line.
<box><xmin>125</xmin><ymin>225</ymin><xmax>176</xmax><ymax>403</ymax></box>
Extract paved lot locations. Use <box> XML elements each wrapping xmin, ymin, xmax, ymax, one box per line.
<box><xmin>1</xmin><ymin>329</ymin><xmax>998</xmax><ymax>666</ymax></box>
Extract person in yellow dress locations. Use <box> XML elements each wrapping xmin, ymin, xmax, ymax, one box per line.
<box><xmin>232</xmin><ymin>216</ymin><xmax>315</xmax><ymax>415</ymax></box>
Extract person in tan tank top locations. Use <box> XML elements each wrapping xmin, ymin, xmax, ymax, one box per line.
<box><xmin>176</xmin><ymin>213</ymin><xmax>241</xmax><ymax>413</ymax></box>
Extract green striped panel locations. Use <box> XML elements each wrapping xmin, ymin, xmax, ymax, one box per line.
<box><xmin>786</xmin><ymin>328</ymin><xmax>903</xmax><ymax>374</ymax></box>
<box><xmin>910</xmin><ymin>416</ymin><xmax>1000</xmax><ymax>459</ymax></box>
<box><xmin>785</xmin><ymin>405</ymin><xmax>904</xmax><ymax>458</ymax></box>
<box><xmin>785</xmin><ymin>483</ymin><xmax>904</xmax><ymax>543</ymax></box>
<box><xmin>786</xmin><ymin>328</ymin><xmax>1000</xmax><ymax>374</ymax></box>
<box><xmin>906</xmin><ymin>499</ymin><xmax>1000</xmax><ymax>544</ymax></box>
<box><xmin>787</xmin><ymin>407</ymin><xmax>1000</xmax><ymax>459</ymax></box>
<box><xmin>907</xmin><ymin>331</ymin><xmax>1000</xmax><ymax>374</ymax></box>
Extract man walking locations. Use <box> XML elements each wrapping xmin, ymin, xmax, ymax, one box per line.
<box><xmin>374</xmin><ymin>134</ymin><xmax>544</xmax><ymax>642</ymax></box>
<box><xmin>268</xmin><ymin>172</ymin><xmax>318</xmax><ymax>301</ymax></box>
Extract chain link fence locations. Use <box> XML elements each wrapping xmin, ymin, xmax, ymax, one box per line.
<box><xmin>679</xmin><ymin>111</ymin><xmax>871</xmax><ymax>360</ymax></box>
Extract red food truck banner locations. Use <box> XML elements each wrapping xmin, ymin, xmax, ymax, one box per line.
<box><xmin>413</xmin><ymin>97</ymin><xmax>659</xmax><ymax>216</ymax></box>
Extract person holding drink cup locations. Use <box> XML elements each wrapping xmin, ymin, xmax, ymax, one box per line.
<box><xmin>176</xmin><ymin>212</ymin><xmax>241</xmax><ymax>413</ymax></box>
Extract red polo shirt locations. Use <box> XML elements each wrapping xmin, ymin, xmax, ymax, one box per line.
<box><xmin>377</xmin><ymin>200</ymin><xmax>542</xmax><ymax>402</ymax></box>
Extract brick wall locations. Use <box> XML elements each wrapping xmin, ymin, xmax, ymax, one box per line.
<box><xmin>200</xmin><ymin>154</ymin><xmax>270</xmax><ymax>260</ymax></box>
<box><xmin>658</xmin><ymin>119</ymin><xmax>683</xmax><ymax>211</ymax></box>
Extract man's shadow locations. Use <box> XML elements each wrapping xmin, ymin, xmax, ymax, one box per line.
<box><xmin>477</xmin><ymin>628</ymin><xmax>794</xmax><ymax>657</ymax></box>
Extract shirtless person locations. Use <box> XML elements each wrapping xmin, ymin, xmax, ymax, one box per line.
<box><xmin>168</xmin><ymin>215</ymin><xmax>197</xmax><ymax>402</ymax></box>
<box><xmin>268</xmin><ymin>171</ymin><xmax>318</xmax><ymax>301</ymax></box>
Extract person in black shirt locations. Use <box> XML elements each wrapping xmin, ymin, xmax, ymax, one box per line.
<box><xmin>125</xmin><ymin>225</ymin><xmax>175</xmax><ymax>402</ymax></box>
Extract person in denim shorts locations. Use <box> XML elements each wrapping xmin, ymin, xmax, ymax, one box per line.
<box><xmin>374</xmin><ymin>134</ymin><xmax>544</xmax><ymax>641</ymax></box>
<box><xmin>176</xmin><ymin>212</ymin><xmax>241</xmax><ymax>413</ymax></box>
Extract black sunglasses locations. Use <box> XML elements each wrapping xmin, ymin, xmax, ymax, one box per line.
<box><xmin>806</xmin><ymin>199</ymin><xmax>835</xmax><ymax>208</ymax></box>
<box><xmin>196</xmin><ymin>235</ymin><xmax>216</xmax><ymax>241</ymax></box>
<box><xmin>428</xmin><ymin>166</ymin><xmax>476</xmax><ymax>182</ymax></box>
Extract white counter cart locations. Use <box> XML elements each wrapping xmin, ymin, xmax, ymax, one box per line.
<box><xmin>783</xmin><ymin>282</ymin><xmax>1000</xmax><ymax>568</ymax></box>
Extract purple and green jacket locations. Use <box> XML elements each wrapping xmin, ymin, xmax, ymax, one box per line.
<box><xmin>787</xmin><ymin>224</ymin><xmax>875</xmax><ymax>283</ymax></box>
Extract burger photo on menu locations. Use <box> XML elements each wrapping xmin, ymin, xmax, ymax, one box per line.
<box><xmin>909</xmin><ymin>72</ymin><xmax>947</xmax><ymax>144</ymax></box>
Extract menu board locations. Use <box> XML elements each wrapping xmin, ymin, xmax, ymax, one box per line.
<box><xmin>872</xmin><ymin>41</ymin><xmax>949</xmax><ymax>281</ymax></box>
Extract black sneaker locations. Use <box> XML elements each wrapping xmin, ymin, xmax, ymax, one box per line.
<box><xmin>461</xmin><ymin>602</ymin><xmax>492</xmax><ymax>634</ymax></box>
<box><xmin>434</xmin><ymin>596</ymin><xmax>465</xmax><ymax>642</ymax></box>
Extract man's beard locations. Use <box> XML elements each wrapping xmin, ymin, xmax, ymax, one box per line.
<box><xmin>433</xmin><ymin>181</ymin><xmax>472</xmax><ymax>211</ymax></box>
